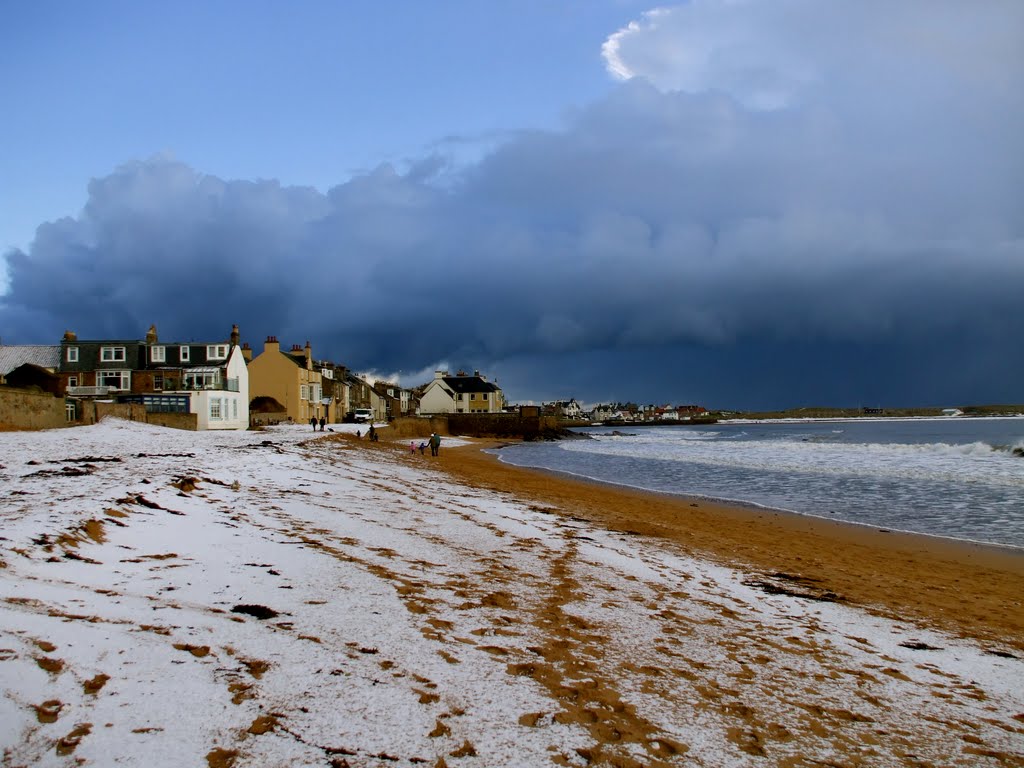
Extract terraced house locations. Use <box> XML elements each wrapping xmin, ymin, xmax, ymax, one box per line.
<box><xmin>58</xmin><ymin>324</ymin><xmax>250</xmax><ymax>430</ymax></box>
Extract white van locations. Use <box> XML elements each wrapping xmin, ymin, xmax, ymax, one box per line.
<box><xmin>353</xmin><ymin>408</ymin><xmax>373</xmax><ymax>423</ymax></box>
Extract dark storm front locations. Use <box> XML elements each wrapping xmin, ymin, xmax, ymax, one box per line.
<box><xmin>493</xmin><ymin>419</ymin><xmax>1024</xmax><ymax>549</ymax></box>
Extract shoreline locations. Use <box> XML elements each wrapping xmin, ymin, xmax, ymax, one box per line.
<box><xmin>491</xmin><ymin>448</ymin><xmax>1024</xmax><ymax>556</ymax></box>
<box><xmin>422</xmin><ymin>438</ymin><xmax>1024</xmax><ymax>653</ymax></box>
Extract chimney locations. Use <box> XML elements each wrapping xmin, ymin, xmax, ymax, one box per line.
<box><xmin>145</xmin><ymin>324</ymin><xmax>158</xmax><ymax>345</ymax></box>
<box><xmin>230</xmin><ymin>324</ymin><xmax>240</xmax><ymax>347</ymax></box>
<box><xmin>264</xmin><ymin>335</ymin><xmax>280</xmax><ymax>354</ymax></box>
<box><xmin>434</xmin><ymin>370</ymin><xmax>447</xmax><ymax>380</ymax></box>
<box><xmin>241</xmin><ymin>342</ymin><xmax>252</xmax><ymax>362</ymax></box>
<box><xmin>304</xmin><ymin>341</ymin><xmax>312</xmax><ymax>369</ymax></box>
<box><xmin>63</xmin><ymin>330</ymin><xmax>77</xmax><ymax>342</ymax></box>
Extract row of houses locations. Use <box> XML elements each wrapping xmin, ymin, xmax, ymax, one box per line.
<box><xmin>0</xmin><ymin>324</ymin><xmax>507</xmax><ymax>430</ymax></box>
<box><xmin>543</xmin><ymin>399</ymin><xmax>709</xmax><ymax>423</ymax></box>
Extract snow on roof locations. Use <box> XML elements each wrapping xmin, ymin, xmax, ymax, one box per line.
<box><xmin>0</xmin><ymin>344</ymin><xmax>61</xmax><ymax>375</ymax></box>
<box><xmin>0</xmin><ymin>420</ymin><xmax>1020</xmax><ymax>765</ymax></box>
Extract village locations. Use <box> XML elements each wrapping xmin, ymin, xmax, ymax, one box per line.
<box><xmin>0</xmin><ymin>324</ymin><xmax>709</xmax><ymax>431</ymax></box>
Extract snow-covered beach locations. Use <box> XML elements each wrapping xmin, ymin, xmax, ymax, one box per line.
<box><xmin>2</xmin><ymin>420</ymin><xmax>1022</xmax><ymax>767</ymax></box>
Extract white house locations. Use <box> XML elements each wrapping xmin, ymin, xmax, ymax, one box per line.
<box><xmin>419</xmin><ymin>370</ymin><xmax>504</xmax><ymax>414</ymax></box>
<box><xmin>177</xmin><ymin>344</ymin><xmax>250</xmax><ymax>430</ymax></box>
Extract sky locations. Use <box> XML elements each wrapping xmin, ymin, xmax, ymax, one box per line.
<box><xmin>2</xmin><ymin>0</ymin><xmax>1022</xmax><ymax>409</ymax></box>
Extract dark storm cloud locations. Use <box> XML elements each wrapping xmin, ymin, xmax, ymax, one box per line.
<box><xmin>3</xmin><ymin>2</ymin><xmax>1023</xmax><ymax>408</ymax></box>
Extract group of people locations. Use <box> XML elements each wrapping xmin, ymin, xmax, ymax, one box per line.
<box><xmin>409</xmin><ymin>433</ymin><xmax>442</xmax><ymax>456</ymax></box>
<box><xmin>309</xmin><ymin>416</ymin><xmax>326</xmax><ymax>431</ymax></box>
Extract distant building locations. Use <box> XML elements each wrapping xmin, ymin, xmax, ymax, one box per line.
<box><xmin>419</xmin><ymin>370</ymin><xmax>504</xmax><ymax>414</ymax></box>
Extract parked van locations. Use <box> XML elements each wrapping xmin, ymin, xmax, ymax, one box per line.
<box><xmin>352</xmin><ymin>408</ymin><xmax>373</xmax><ymax>423</ymax></box>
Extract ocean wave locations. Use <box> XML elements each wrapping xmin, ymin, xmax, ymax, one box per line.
<box><xmin>559</xmin><ymin>436</ymin><xmax>1024</xmax><ymax>487</ymax></box>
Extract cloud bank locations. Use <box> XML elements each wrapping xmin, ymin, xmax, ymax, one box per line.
<box><xmin>3</xmin><ymin>0</ymin><xmax>1023</xmax><ymax>408</ymax></box>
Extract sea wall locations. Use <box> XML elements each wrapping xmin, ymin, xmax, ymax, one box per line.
<box><xmin>388</xmin><ymin>413</ymin><xmax>563</xmax><ymax>440</ymax></box>
<box><xmin>0</xmin><ymin>387</ymin><xmax>66</xmax><ymax>430</ymax></box>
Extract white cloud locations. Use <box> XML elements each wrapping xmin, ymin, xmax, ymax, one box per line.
<box><xmin>603</xmin><ymin>0</ymin><xmax>1024</xmax><ymax>111</ymax></box>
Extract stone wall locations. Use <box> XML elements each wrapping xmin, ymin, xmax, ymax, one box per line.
<box><xmin>386</xmin><ymin>416</ymin><xmax>450</xmax><ymax>438</ymax></box>
<box><xmin>146</xmin><ymin>412</ymin><xmax>198</xmax><ymax>430</ymax></box>
<box><xmin>0</xmin><ymin>387</ymin><xmax>66</xmax><ymax>430</ymax></box>
<box><xmin>388</xmin><ymin>413</ymin><xmax>562</xmax><ymax>440</ymax></box>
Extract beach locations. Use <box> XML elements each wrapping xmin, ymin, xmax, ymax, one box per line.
<box><xmin>1</xmin><ymin>421</ymin><xmax>1022</xmax><ymax>767</ymax></box>
<box><xmin>440</xmin><ymin>439</ymin><xmax>1024</xmax><ymax>655</ymax></box>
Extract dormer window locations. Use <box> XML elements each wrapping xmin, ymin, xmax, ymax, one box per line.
<box><xmin>66</xmin><ymin>347</ymin><xmax>79</xmax><ymax>363</ymax></box>
<box><xmin>206</xmin><ymin>344</ymin><xmax>228</xmax><ymax>361</ymax></box>
<box><xmin>100</xmin><ymin>346</ymin><xmax>126</xmax><ymax>362</ymax></box>
<box><xmin>151</xmin><ymin>346</ymin><xmax>166</xmax><ymax>363</ymax></box>
<box><xmin>180</xmin><ymin>346</ymin><xmax>190</xmax><ymax>362</ymax></box>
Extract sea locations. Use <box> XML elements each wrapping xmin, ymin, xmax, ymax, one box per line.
<box><xmin>491</xmin><ymin>418</ymin><xmax>1024</xmax><ymax>550</ymax></box>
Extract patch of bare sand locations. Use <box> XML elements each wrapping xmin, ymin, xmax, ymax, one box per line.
<box><xmin>427</xmin><ymin>439</ymin><xmax>1024</xmax><ymax>654</ymax></box>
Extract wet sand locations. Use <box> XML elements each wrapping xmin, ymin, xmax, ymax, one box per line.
<box><xmin>429</xmin><ymin>439</ymin><xmax>1024</xmax><ymax>654</ymax></box>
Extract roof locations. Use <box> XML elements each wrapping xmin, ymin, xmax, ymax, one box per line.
<box><xmin>0</xmin><ymin>345</ymin><xmax>61</xmax><ymax>376</ymax></box>
<box><xmin>440</xmin><ymin>375</ymin><xmax>500</xmax><ymax>394</ymax></box>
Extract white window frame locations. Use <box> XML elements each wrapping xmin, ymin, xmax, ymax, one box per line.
<box><xmin>232</xmin><ymin>398</ymin><xmax>238</xmax><ymax>419</ymax></box>
<box><xmin>180</xmin><ymin>346</ymin><xmax>190</xmax><ymax>362</ymax></box>
<box><xmin>151</xmin><ymin>346</ymin><xmax>166</xmax><ymax>363</ymax></box>
<box><xmin>98</xmin><ymin>370</ymin><xmax>130</xmax><ymax>391</ymax></box>
<box><xmin>210</xmin><ymin>398</ymin><xmax>223</xmax><ymax>420</ymax></box>
<box><xmin>66</xmin><ymin>347</ymin><xmax>79</xmax><ymax>363</ymax></box>
<box><xmin>206</xmin><ymin>344</ymin><xmax>228</xmax><ymax>361</ymax></box>
<box><xmin>300</xmin><ymin>384</ymin><xmax>309</xmax><ymax>401</ymax></box>
<box><xmin>67</xmin><ymin>375</ymin><xmax>78</xmax><ymax>388</ymax></box>
<box><xmin>100</xmin><ymin>346</ymin><xmax>126</xmax><ymax>362</ymax></box>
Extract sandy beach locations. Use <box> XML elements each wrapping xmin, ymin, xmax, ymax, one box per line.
<box><xmin>2</xmin><ymin>421</ymin><xmax>1022</xmax><ymax>767</ymax></box>
<box><xmin>435</xmin><ymin>439</ymin><xmax>1024</xmax><ymax>655</ymax></box>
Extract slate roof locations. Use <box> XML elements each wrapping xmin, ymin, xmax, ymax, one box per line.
<box><xmin>441</xmin><ymin>375</ymin><xmax>500</xmax><ymax>394</ymax></box>
<box><xmin>0</xmin><ymin>345</ymin><xmax>61</xmax><ymax>376</ymax></box>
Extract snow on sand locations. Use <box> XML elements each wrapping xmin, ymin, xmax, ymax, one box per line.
<box><xmin>1</xmin><ymin>420</ymin><xmax>1021</xmax><ymax>767</ymax></box>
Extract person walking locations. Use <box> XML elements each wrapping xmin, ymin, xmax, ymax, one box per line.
<box><xmin>310</xmin><ymin>416</ymin><xmax>317</xmax><ymax>431</ymax></box>
<box><xmin>429</xmin><ymin>432</ymin><xmax>441</xmax><ymax>456</ymax></box>
<box><xmin>319</xmin><ymin>417</ymin><xmax>326</xmax><ymax>431</ymax></box>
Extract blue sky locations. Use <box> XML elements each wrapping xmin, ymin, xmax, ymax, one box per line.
<box><xmin>2</xmin><ymin>1</ymin><xmax>1022</xmax><ymax>409</ymax></box>
<box><xmin>1</xmin><ymin>1</ymin><xmax>643</xmax><ymax>254</ymax></box>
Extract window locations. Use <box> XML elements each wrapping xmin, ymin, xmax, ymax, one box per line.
<box><xmin>232</xmin><ymin>399</ymin><xmax>238</xmax><ymax>419</ymax></box>
<box><xmin>98</xmin><ymin>370</ymin><xmax>130</xmax><ymax>391</ymax></box>
<box><xmin>210</xmin><ymin>398</ymin><xmax>223</xmax><ymax>420</ymax></box>
<box><xmin>300</xmin><ymin>384</ymin><xmax>309</xmax><ymax>401</ymax></box>
<box><xmin>206</xmin><ymin>344</ymin><xmax>228</xmax><ymax>360</ymax></box>
<box><xmin>68</xmin><ymin>375</ymin><xmax>78</xmax><ymax>388</ymax></box>
<box><xmin>151</xmin><ymin>346</ymin><xmax>166</xmax><ymax>363</ymax></box>
<box><xmin>184</xmin><ymin>370</ymin><xmax>221</xmax><ymax>389</ymax></box>
<box><xmin>65</xmin><ymin>402</ymin><xmax>77</xmax><ymax>422</ymax></box>
<box><xmin>180</xmin><ymin>346</ymin><xmax>190</xmax><ymax>362</ymax></box>
<box><xmin>66</xmin><ymin>347</ymin><xmax>79</xmax><ymax>363</ymax></box>
<box><xmin>100</xmin><ymin>346</ymin><xmax>126</xmax><ymax>362</ymax></box>
<box><xmin>154</xmin><ymin>374</ymin><xmax>164</xmax><ymax>391</ymax></box>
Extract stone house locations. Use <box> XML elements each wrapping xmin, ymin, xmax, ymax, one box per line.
<box><xmin>247</xmin><ymin>337</ymin><xmax>325</xmax><ymax>425</ymax></box>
